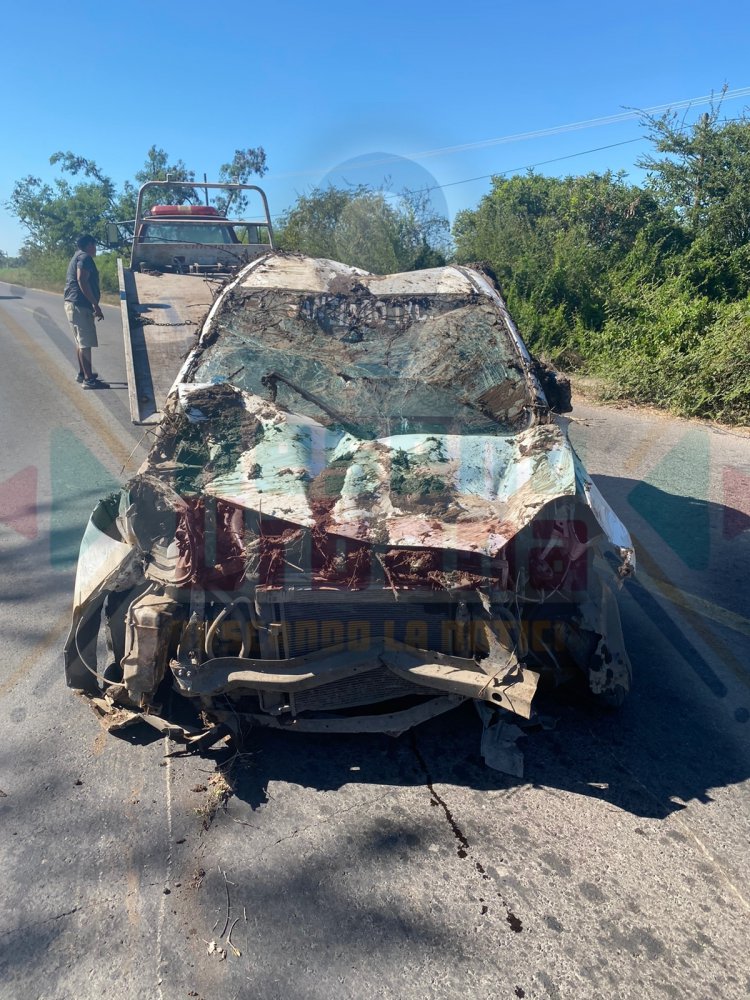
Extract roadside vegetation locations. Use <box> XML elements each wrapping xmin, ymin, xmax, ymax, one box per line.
<box><xmin>0</xmin><ymin>249</ymin><xmax>122</xmax><ymax>298</ymax></box>
<box><xmin>454</xmin><ymin>103</ymin><xmax>750</xmax><ymax>424</ymax></box>
<box><xmin>1</xmin><ymin>145</ymin><xmax>268</xmax><ymax>300</ymax></box>
<box><xmin>3</xmin><ymin>98</ymin><xmax>750</xmax><ymax>423</ymax></box>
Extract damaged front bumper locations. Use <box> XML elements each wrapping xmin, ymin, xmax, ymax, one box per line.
<box><xmin>170</xmin><ymin>638</ymin><xmax>539</xmax><ymax>726</ymax></box>
<box><xmin>64</xmin><ymin>502</ymin><xmax>541</xmax><ymax>737</ymax></box>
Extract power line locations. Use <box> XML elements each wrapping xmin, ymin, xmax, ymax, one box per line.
<box><xmin>271</xmin><ymin>110</ymin><xmax>750</xmax><ymax>219</ymax></box>
<box><xmin>420</xmin><ymin>136</ymin><xmax>647</xmax><ymax>194</ymax></box>
<box><xmin>418</xmin><ymin>113</ymin><xmax>750</xmax><ymax>197</ymax></box>
<box><xmin>405</xmin><ymin>86</ymin><xmax>750</xmax><ymax>162</ymax></box>
<box><xmin>268</xmin><ymin>85</ymin><xmax>750</xmax><ymax>184</ymax></box>
<box><xmin>270</xmin><ymin>135</ymin><xmax>648</xmax><ymax>219</ymax></box>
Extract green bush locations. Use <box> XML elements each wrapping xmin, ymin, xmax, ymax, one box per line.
<box><xmin>95</xmin><ymin>252</ymin><xmax>122</xmax><ymax>295</ymax></box>
<box><xmin>595</xmin><ymin>297</ymin><xmax>750</xmax><ymax>423</ymax></box>
<box><xmin>453</xmin><ymin>156</ymin><xmax>750</xmax><ymax>425</ymax></box>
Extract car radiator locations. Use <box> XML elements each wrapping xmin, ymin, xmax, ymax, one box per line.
<box><xmin>272</xmin><ymin>599</ymin><xmax>457</xmax><ymax>659</ymax></box>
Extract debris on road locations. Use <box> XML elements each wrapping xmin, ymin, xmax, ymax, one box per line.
<box><xmin>475</xmin><ymin>702</ymin><xmax>525</xmax><ymax>777</ymax></box>
<box><xmin>206</xmin><ymin>939</ymin><xmax>226</xmax><ymax>960</ymax></box>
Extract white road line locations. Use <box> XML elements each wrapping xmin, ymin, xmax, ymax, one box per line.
<box><xmin>156</xmin><ymin>735</ymin><xmax>174</xmax><ymax>1000</ymax></box>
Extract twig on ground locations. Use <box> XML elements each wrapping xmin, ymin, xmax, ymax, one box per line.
<box><xmin>226</xmin><ymin>916</ymin><xmax>241</xmax><ymax>957</ymax></box>
<box><xmin>220</xmin><ymin>868</ymin><xmax>231</xmax><ymax>938</ymax></box>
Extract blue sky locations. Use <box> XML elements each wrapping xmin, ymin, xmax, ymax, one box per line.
<box><xmin>2</xmin><ymin>0</ymin><xmax>749</xmax><ymax>253</ymax></box>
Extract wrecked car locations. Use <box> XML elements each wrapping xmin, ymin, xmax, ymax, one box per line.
<box><xmin>65</xmin><ymin>253</ymin><xmax>635</xmax><ymax>751</ymax></box>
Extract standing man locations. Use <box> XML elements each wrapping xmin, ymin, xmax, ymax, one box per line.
<box><xmin>64</xmin><ymin>235</ymin><xmax>109</xmax><ymax>389</ymax></box>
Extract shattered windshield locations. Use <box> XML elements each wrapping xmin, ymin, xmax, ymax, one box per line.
<box><xmin>189</xmin><ymin>289</ymin><xmax>533</xmax><ymax>438</ymax></box>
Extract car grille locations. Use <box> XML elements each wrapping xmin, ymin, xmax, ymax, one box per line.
<box><xmin>271</xmin><ymin>597</ymin><xmax>457</xmax><ymax>659</ymax></box>
<box><xmin>291</xmin><ymin>666</ymin><xmax>428</xmax><ymax>713</ymax></box>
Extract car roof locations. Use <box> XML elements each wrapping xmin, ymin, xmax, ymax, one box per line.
<box><xmin>232</xmin><ymin>253</ymin><xmax>491</xmax><ymax>298</ymax></box>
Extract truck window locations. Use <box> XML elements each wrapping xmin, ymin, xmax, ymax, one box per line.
<box><xmin>233</xmin><ymin>225</ymin><xmax>271</xmax><ymax>245</ymax></box>
<box><xmin>140</xmin><ymin>222</ymin><xmax>237</xmax><ymax>244</ymax></box>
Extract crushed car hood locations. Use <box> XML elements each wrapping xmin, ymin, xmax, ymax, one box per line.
<box><xmin>175</xmin><ymin>383</ymin><xmax>634</xmax><ymax>563</ymax></box>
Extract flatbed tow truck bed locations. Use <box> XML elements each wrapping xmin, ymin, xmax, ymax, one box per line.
<box><xmin>119</xmin><ymin>265</ymin><xmax>223</xmax><ymax>424</ymax></box>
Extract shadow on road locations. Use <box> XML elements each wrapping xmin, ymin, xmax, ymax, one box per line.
<box><xmin>208</xmin><ymin>478</ymin><xmax>750</xmax><ymax>822</ymax></box>
<box><xmin>216</xmin><ymin>673</ymin><xmax>747</xmax><ymax>822</ymax></box>
<box><xmin>3</xmin><ymin>464</ymin><xmax>750</xmax><ymax>996</ymax></box>
<box><xmin>596</xmin><ymin>473</ymin><xmax>750</xmax><ymax>571</ymax></box>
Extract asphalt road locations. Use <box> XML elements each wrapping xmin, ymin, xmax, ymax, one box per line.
<box><xmin>0</xmin><ymin>280</ymin><xmax>749</xmax><ymax>1000</ymax></box>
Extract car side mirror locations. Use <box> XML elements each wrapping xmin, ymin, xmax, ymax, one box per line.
<box><xmin>532</xmin><ymin>359</ymin><xmax>573</xmax><ymax>414</ymax></box>
<box><xmin>106</xmin><ymin>222</ymin><xmax>124</xmax><ymax>249</ymax></box>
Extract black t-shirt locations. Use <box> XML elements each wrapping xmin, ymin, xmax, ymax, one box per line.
<box><xmin>64</xmin><ymin>250</ymin><xmax>100</xmax><ymax>310</ymax></box>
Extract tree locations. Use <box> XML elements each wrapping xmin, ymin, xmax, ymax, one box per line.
<box><xmin>393</xmin><ymin>187</ymin><xmax>451</xmax><ymax>269</ymax></box>
<box><xmin>453</xmin><ymin>170</ymin><xmax>680</xmax><ymax>353</ymax></box>
<box><xmin>119</xmin><ymin>145</ymin><xmax>198</xmax><ymax>218</ymax></box>
<box><xmin>275</xmin><ymin>184</ymin><xmax>449</xmax><ymax>273</ymax></box>
<box><xmin>638</xmin><ymin>96</ymin><xmax>750</xmax><ymax>296</ymax></box>
<box><xmin>335</xmin><ymin>193</ymin><xmax>402</xmax><ymax>274</ymax></box>
<box><xmin>134</xmin><ymin>146</ymin><xmax>195</xmax><ymax>187</ymax></box>
<box><xmin>214</xmin><ymin>148</ymin><xmax>268</xmax><ymax>216</ymax></box>
<box><xmin>275</xmin><ymin>186</ymin><xmax>357</xmax><ymax>260</ymax></box>
<box><xmin>7</xmin><ymin>145</ymin><xmax>269</xmax><ymax>253</ymax></box>
<box><xmin>8</xmin><ymin>170</ymin><xmax>115</xmax><ymax>253</ymax></box>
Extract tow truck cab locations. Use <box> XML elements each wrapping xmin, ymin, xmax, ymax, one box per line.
<box><xmin>115</xmin><ymin>179</ymin><xmax>275</xmax><ymax>424</ymax></box>
<box><xmin>125</xmin><ymin>181</ymin><xmax>274</xmax><ymax>275</ymax></box>
<box><xmin>137</xmin><ymin>205</ymin><xmax>269</xmax><ymax>249</ymax></box>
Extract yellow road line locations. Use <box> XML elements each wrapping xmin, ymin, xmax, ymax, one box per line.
<box><xmin>621</xmin><ymin>423</ymin><xmax>666</xmax><ymax>479</ymax></box>
<box><xmin>616</xmin><ymin>423</ymin><xmax>750</xmax><ymax>686</ymax></box>
<box><xmin>632</xmin><ymin>532</ymin><xmax>750</xmax><ymax>690</ymax></box>
<box><xmin>637</xmin><ymin>567</ymin><xmax>750</xmax><ymax>639</ymax></box>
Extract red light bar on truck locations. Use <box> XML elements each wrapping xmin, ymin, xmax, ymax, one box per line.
<box><xmin>148</xmin><ymin>205</ymin><xmax>222</xmax><ymax>218</ymax></box>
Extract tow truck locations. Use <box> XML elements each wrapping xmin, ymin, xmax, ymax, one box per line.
<box><xmin>112</xmin><ymin>180</ymin><xmax>274</xmax><ymax>424</ymax></box>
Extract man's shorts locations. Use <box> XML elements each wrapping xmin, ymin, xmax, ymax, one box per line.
<box><xmin>64</xmin><ymin>302</ymin><xmax>98</xmax><ymax>348</ymax></box>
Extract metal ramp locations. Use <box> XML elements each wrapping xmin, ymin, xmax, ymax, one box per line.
<box><xmin>119</xmin><ymin>262</ymin><xmax>219</xmax><ymax>424</ymax></box>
